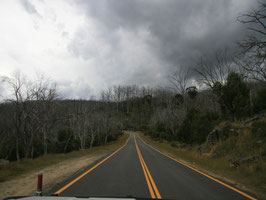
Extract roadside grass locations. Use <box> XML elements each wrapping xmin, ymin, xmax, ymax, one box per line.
<box><xmin>137</xmin><ymin>131</ymin><xmax>266</xmax><ymax>199</ymax></box>
<box><xmin>0</xmin><ymin>132</ymin><xmax>129</xmax><ymax>182</ymax></box>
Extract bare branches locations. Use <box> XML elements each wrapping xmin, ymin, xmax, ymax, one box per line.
<box><xmin>237</xmin><ymin>2</ymin><xmax>266</xmax><ymax>82</ymax></box>
<box><xmin>235</xmin><ymin>56</ymin><xmax>266</xmax><ymax>82</ymax></box>
<box><xmin>1</xmin><ymin>72</ymin><xmax>58</xmax><ymax>159</ymax></box>
<box><xmin>237</xmin><ymin>3</ymin><xmax>266</xmax><ymax>33</ymax></box>
<box><xmin>169</xmin><ymin>67</ymin><xmax>190</xmax><ymax>95</ymax></box>
<box><xmin>194</xmin><ymin>49</ymin><xmax>234</xmax><ymax>88</ymax></box>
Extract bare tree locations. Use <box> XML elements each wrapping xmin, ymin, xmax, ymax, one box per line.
<box><xmin>237</xmin><ymin>2</ymin><xmax>266</xmax><ymax>82</ymax></box>
<box><xmin>76</xmin><ymin>114</ymin><xmax>88</xmax><ymax>150</ymax></box>
<box><xmin>1</xmin><ymin>71</ymin><xmax>26</xmax><ymax>161</ymax></box>
<box><xmin>169</xmin><ymin>67</ymin><xmax>190</xmax><ymax>96</ymax></box>
<box><xmin>194</xmin><ymin>50</ymin><xmax>234</xmax><ymax>89</ymax></box>
<box><xmin>235</xmin><ymin>57</ymin><xmax>266</xmax><ymax>82</ymax></box>
<box><xmin>38</xmin><ymin>85</ymin><xmax>58</xmax><ymax>155</ymax></box>
<box><xmin>1</xmin><ymin>72</ymin><xmax>58</xmax><ymax>159</ymax></box>
<box><xmin>87</xmin><ymin>112</ymin><xmax>100</xmax><ymax>149</ymax></box>
<box><xmin>193</xmin><ymin>50</ymin><xmax>236</xmax><ymax>114</ymax></box>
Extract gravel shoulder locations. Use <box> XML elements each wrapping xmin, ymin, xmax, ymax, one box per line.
<box><xmin>0</xmin><ymin>152</ymin><xmax>110</xmax><ymax>200</ymax></box>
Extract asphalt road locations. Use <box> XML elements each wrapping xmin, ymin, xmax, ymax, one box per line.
<box><xmin>53</xmin><ymin>133</ymin><xmax>255</xmax><ymax>200</ymax></box>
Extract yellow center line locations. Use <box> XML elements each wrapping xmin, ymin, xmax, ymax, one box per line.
<box><xmin>137</xmin><ymin>145</ymin><xmax>156</xmax><ymax>199</ymax></box>
<box><xmin>140</xmin><ymin>152</ymin><xmax>161</xmax><ymax>199</ymax></box>
<box><xmin>134</xmin><ymin>135</ymin><xmax>162</xmax><ymax>199</ymax></box>
<box><xmin>55</xmin><ymin>135</ymin><xmax>131</xmax><ymax>195</ymax></box>
<box><xmin>136</xmin><ymin>140</ymin><xmax>156</xmax><ymax>198</ymax></box>
<box><xmin>137</xmin><ymin>134</ymin><xmax>257</xmax><ymax>200</ymax></box>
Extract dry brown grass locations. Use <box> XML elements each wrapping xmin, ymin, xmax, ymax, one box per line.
<box><xmin>137</xmin><ymin>131</ymin><xmax>266</xmax><ymax>200</ymax></box>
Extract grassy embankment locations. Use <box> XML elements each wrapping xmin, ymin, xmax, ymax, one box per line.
<box><xmin>138</xmin><ymin>114</ymin><xmax>266</xmax><ymax>199</ymax></box>
<box><xmin>0</xmin><ymin>132</ymin><xmax>129</xmax><ymax>182</ymax></box>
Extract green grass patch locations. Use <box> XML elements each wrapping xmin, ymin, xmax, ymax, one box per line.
<box><xmin>0</xmin><ymin>133</ymin><xmax>129</xmax><ymax>182</ymax></box>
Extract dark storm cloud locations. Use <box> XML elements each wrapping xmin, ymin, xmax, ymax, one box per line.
<box><xmin>74</xmin><ymin>0</ymin><xmax>253</xmax><ymax>74</ymax></box>
<box><xmin>0</xmin><ymin>0</ymin><xmax>259</xmax><ymax>99</ymax></box>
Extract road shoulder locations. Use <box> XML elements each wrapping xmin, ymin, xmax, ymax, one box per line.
<box><xmin>0</xmin><ymin>133</ymin><xmax>129</xmax><ymax>200</ymax></box>
<box><xmin>137</xmin><ymin>131</ymin><xmax>264</xmax><ymax>200</ymax></box>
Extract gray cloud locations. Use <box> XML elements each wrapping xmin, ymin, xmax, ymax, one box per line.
<box><xmin>0</xmin><ymin>0</ymin><xmax>259</xmax><ymax>99</ymax></box>
<box><xmin>57</xmin><ymin>79</ymin><xmax>94</xmax><ymax>99</ymax></box>
<box><xmin>64</xmin><ymin>0</ymin><xmax>256</xmax><ymax>91</ymax></box>
<box><xmin>79</xmin><ymin>0</ymin><xmax>252</xmax><ymax>64</ymax></box>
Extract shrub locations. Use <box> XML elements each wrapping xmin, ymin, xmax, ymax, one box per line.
<box><xmin>56</xmin><ymin>128</ymin><xmax>75</xmax><ymax>153</ymax></box>
<box><xmin>147</xmin><ymin>122</ymin><xmax>172</xmax><ymax>140</ymax></box>
<box><xmin>251</xmin><ymin>121</ymin><xmax>266</xmax><ymax>139</ymax></box>
<box><xmin>170</xmin><ymin>141</ymin><xmax>177</xmax><ymax>147</ymax></box>
<box><xmin>177</xmin><ymin>109</ymin><xmax>219</xmax><ymax>144</ymax></box>
<box><xmin>221</xmin><ymin>72</ymin><xmax>250</xmax><ymax>119</ymax></box>
<box><xmin>254</xmin><ymin>88</ymin><xmax>266</xmax><ymax>113</ymax></box>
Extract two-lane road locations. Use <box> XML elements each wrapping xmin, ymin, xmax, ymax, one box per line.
<box><xmin>52</xmin><ymin>133</ymin><xmax>255</xmax><ymax>200</ymax></box>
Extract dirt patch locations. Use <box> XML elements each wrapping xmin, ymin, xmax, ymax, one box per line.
<box><xmin>0</xmin><ymin>152</ymin><xmax>108</xmax><ymax>200</ymax></box>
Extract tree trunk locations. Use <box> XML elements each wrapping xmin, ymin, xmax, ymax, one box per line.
<box><xmin>26</xmin><ymin>132</ymin><xmax>34</xmax><ymax>158</ymax></box>
<box><xmin>31</xmin><ymin>144</ymin><xmax>34</xmax><ymax>158</ymax></box>
<box><xmin>0</xmin><ymin>134</ymin><xmax>5</xmax><ymax>153</ymax></box>
<box><xmin>82</xmin><ymin>138</ymin><xmax>86</xmax><ymax>149</ymax></box>
<box><xmin>79</xmin><ymin>132</ymin><xmax>85</xmax><ymax>150</ymax></box>
<box><xmin>104</xmin><ymin>134</ymin><xmax>108</xmax><ymax>144</ymax></box>
<box><xmin>16</xmin><ymin>137</ymin><xmax>20</xmax><ymax>161</ymax></box>
<box><xmin>6</xmin><ymin>144</ymin><xmax>14</xmax><ymax>160</ymax></box>
<box><xmin>80</xmin><ymin>137</ymin><xmax>84</xmax><ymax>150</ymax></box>
<box><xmin>90</xmin><ymin>133</ymin><xmax>95</xmax><ymax>149</ymax></box>
<box><xmin>43</xmin><ymin>132</ymin><xmax>48</xmax><ymax>155</ymax></box>
<box><xmin>63</xmin><ymin>133</ymin><xmax>72</xmax><ymax>153</ymax></box>
<box><xmin>25</xmin><ymin>146</ymin><xmax>30</xmax><ymax>158</ymax></box>
<box><xmin>249</xmin><ymin>89</ymin><xmax>253</xmax><ymax>115</ymax></box>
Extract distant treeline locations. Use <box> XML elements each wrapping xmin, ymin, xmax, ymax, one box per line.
<box><xmin>0</xmin><ymin>77</ymin><xmax>265</xmax><ymax>161</ymax></box>
<box><xmin>0</xmin><ymin>83</ymin><xmax>173</xmax><ymax>161</ymax></box>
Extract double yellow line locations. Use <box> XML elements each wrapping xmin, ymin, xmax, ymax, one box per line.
<box><xmin>56</xmin><ymin>134</ymin><xmax>162</xmax><ymax>199</ymax></box>
<box><xmin>134</xmin><ymin>135</ymin><xmax>161</xmax><ymax>199</ymax></box>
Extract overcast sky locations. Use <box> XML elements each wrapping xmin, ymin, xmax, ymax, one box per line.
<box><xmin>0</xmin><ymin>0</ymin><xmax>257</xmax><ymax>99</ymax></box>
